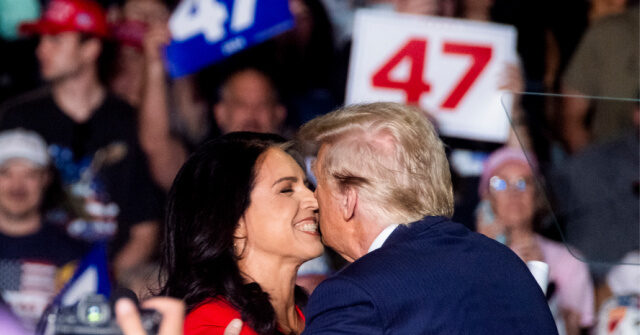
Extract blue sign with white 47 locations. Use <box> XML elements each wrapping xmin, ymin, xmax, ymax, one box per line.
<box><xmin>166</xmin><ymin>0</ymin><xmax>293</xmax><ymax>77</ymax></box>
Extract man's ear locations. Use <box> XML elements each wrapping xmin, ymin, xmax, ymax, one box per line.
<box><xmin>341</xmin><ymin>186</ymin><xmax>358</xmax><ymax>222</ymax></box>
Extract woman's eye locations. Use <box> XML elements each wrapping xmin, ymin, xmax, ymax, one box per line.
<box><xmin>280</xmin><ymin>188</ymin><xmax>293</xmax><ymax>194</ymax></box>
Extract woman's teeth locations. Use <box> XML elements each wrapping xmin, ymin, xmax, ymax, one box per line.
<box><xmin>296</xmin><ymin>222</ymin><xmax>318</xmax><ymax>232</ymax></box>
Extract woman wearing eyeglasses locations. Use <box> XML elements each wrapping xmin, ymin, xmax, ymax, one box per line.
<box><xmin>476</xmin><ymin>146</ymin><xmax>595</xmax><ymax>335</ymax></box>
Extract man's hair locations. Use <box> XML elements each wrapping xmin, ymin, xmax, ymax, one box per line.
<box><xmin>298</xmin><ymin>102</ymin><xmax>454</xmax><ymax>225</ymax></box>
<box><xmin>217</xmin><ymin>67</ymin><xmax>280</xmax><ymax>105</ymax></box>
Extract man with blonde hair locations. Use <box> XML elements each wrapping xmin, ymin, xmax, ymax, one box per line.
<box><xmin>296</xmin><ymin>102</ymin><xmax>557</xmax><ymax>334</ymax></box>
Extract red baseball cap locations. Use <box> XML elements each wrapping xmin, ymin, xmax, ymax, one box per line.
<box><xmin>20</xmin><ymin>0</ymin><xmax>109</xmax><ymax>38</ymax></box>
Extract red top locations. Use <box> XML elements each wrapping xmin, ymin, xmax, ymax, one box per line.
<box><xmin>184</xmin><ymin>297</ymin><xmax>305</xmax><ymax>335</ymax></box>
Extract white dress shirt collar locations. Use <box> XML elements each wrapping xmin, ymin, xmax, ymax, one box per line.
<box><xmin>367</xmin><ymin>224</ymin><xmax>399</xmax><ymax>253</ymax></box>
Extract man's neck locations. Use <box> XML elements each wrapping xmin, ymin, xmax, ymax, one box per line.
<box><xmin>51</xmin><ymin>69</ymin><xmax>106</xmax><ymax>123</ymax></box>
<box><xmin>0</xmin><ymin>212</ymin><xmax>42</xmax><ymax>237</ymax></box>
<box><xmin>367</xmin><ymin>223</ymin><xmax>399</xmax><ymax>253</ymax></box>
<box><xmin>352</xmin><ymin>218</ymin><xmax>388</xmax><ymax>260</ymax></box>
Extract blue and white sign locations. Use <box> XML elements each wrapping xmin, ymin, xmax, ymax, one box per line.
<box><xmin>166</xmin><ymin>0</ymin><xmax>294</xmax><ymax>77</ymax></box>
<box><xmin>53</xmin><ymin>243</ymin><xmax>110</xmax><ymax>307</ymax></box>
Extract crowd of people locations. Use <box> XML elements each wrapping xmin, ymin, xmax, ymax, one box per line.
<box><xmin>0</xmin><ymin>0</ymin><xmax>638</xmax><ymax>334</ymax></box>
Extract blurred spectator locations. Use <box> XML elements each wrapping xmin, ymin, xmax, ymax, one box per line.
<box><xmin>477</xmin><ymin>147</ymin><xmax>595</xmax><ymax>335</ymax></box>
<box><xmin>589</xmin><ymin>0</ymin><xmax>629</xmax><ymax>22</ymax></box>
<box><xmin>606</xmin><ymin>251</ymin><xmax>640</xmax><ymax>297</ymax></box>
<box><xmin>595</xmin><ymin>252</ymin><xmax>640</xmax><ymax>335</ymax></box>
<box><xmin>550</xmin><ymin>101</ymin><xmax>639</xmax><ymax>283</ymax></box>
<box><xmin>268</xmin><ymin>0</ymin><xmax>339</xmax><ymax>126</ymax></box>
<box><xmin>136</xmin><ymin>21</ymin><xmax>187</xmax><ymax>192</ymax></box>
<box><xmin>595</xmin><ymin>294</ymin><xmax>640</xmax><ymax>335</ymax></box>
<box><xmin>137</xmin><ymin>0</ymin><xmax>337</xmax><ymax>191</ymax></box>
<box><xmin>0</xmin><ymin>129</ymin><xmax>87</xmax><ymax>331</ymax></box>
<box><xmin>139</xmin><ymin>40</ymin><xmax>287</xmax><ymax>188</ymax></box>
<box><xmin>560</xmin><ymin>4</ymin><xmax>638</xmax><ymax>153</ymax></box>
<box><xmin>0</xmin><ymin>0</ymin><xmax>161</xmax><ymax>277</ymax></box>
<box><xmin>109</xmin><ymin>0</ymin><xmax>171</xmax><ymax>107</ymax></box>
<box><xmin>213</xmin><ymin>68</ymin><xmax>287</xmax><ymax>135</ymax></box>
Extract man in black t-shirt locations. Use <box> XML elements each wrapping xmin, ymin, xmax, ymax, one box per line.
<box><xmin>0</xmin><ymin>129</ymin><xmax>87</xmax><ymax>330</ymax></box>
<box><xmin>0</xmin><ymin>0</ymin><xmax>160</xmax><ymax>275</ymax></box>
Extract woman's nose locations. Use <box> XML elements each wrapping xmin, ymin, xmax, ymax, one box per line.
<box><xmin>302</xmin><ymin>186</ymin><xmax>319</xmax><ymax>210</ymax></box>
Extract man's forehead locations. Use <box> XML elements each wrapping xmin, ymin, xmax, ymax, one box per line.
<box><xmin>0</xmin><ymin>158</ymin><xmax>45</xmax><ymax>171</ymax></box>
<box><xmin>226</xmin><ymin>71</ymin><xmax>275</xmax><ymax>98</ymax></box>
<box><xmin>42</xmin><ymin>31</ymin><xmax>81</xmax><ymax>40</ymax></box>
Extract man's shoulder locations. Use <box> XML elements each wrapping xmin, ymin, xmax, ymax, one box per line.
<box><xmin>363</xmin><ymin>218</ymin><xmax>512</xmax><ymax>262</ymax></box>
<box><xmin>575</xmin><ymin>9</ymin><xmax>638</xmax><ymax>52</ymax></box>
<box><xmin>593</xmin><ymin>8</ymin><xmax>639</xmax><ymax>34</ymax></box>
<box><xmin>306</xmin><ymin>220</ymin><xmax>558</xmax><ymax>334</ymax></box>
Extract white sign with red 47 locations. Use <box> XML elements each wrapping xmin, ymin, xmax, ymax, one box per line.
<box><xmin>346</xmin><ymin>10</ymin><xmax>518</xmax><ymax>143</ymax></box>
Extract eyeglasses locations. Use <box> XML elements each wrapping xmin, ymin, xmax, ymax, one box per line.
<box><xmin>489</xmin><ymin>176</ymin><xmax>532</xmax><ymax>193</ymax></box>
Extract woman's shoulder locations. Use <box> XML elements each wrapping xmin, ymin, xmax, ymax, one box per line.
<box><xmin>184</xmin><ymin>297</ymin><xmax>258</xmax><ymax>335</ymax></box>
<box><xmin>535</xmin><ymin>234</ymin><xmax>590</xmax><ymax>276</ymax></box>
<box><xmin>535</xmin><ymin>234</ymin><xmax>584</xmax><ymax>261</ymax></box>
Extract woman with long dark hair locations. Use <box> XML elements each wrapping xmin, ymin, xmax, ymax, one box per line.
<box><xmin>160</xmin><ymin>132</ymin><xmax>323</xmax><ymax>335</ymax></box>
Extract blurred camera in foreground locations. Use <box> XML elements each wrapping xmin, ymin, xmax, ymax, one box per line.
<box><xmin>41</xmin><ymin>294</ymin><xmax>161</xmax><ymax>335</ymax></box>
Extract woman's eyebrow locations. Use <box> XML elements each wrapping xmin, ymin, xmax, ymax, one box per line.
<box><xmin>272</xmin><ymin>176</ymin><xmax>298</xmax><ymax>187</ymax></box>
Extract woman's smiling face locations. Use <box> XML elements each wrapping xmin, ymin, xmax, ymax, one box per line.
<box><xmin>237</xmin><ymin>148</ymin><xmax>323</xmax><ymax>263</ymax></box>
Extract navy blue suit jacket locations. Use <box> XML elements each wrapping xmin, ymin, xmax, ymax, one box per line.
<box><xmin>303</xmin><ymin>216</ymin><xmax>558</xmax><ymax>334</ymax></box>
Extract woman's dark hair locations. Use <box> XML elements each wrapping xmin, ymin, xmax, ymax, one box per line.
<box><xmin>159</xmin><ymin>132</ymin><xmax>307</xmax><ymax>335</ymax></box>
